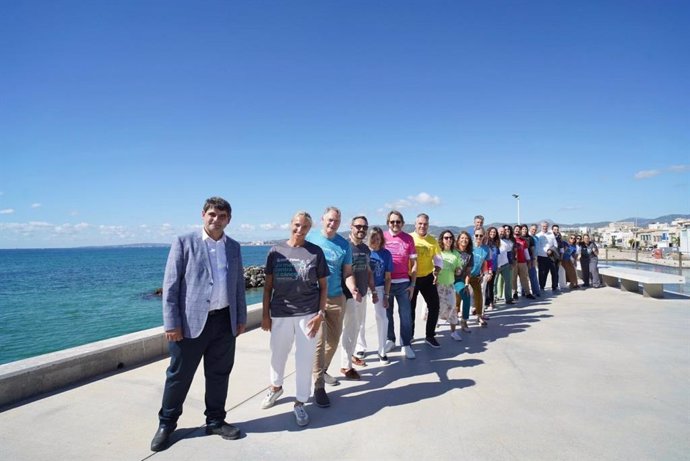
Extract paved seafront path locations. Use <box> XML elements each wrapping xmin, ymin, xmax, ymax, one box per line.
<box><xmin>1</xmin><ymin>287</ymin><xmax>689</xmax><ymax>461</ymax></box>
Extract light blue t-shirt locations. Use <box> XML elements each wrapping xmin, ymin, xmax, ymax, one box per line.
<box><xmin>307</xmin><ymin>231</ymin><xmax>353</xmax><ymax>297</ymax></box>
<box><xmin>471</xmin><ymin>244</ymin><xmax>490</xmax><ymax>276</ymax></box>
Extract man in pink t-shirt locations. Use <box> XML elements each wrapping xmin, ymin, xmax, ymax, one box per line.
<box><xmin>382</xmin><ymin>210</ymin><xmax>418</xmax><ymax>359</ymax></box>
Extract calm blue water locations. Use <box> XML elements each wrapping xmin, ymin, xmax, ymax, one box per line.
<box><xmin>603</xmin><ymin>261</ymin><xmax>689</xmax><ymax>295</ymax></box>
<box><xmin>0</xmin><ymin>246</ymin><xmax>270</xmax><ymax>365</ymax></box>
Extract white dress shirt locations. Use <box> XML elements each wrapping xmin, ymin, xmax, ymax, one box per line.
<box><xmin>202</xmin><ymin>229</ymin><xmax>229</xmax><ymax>311</ymax></box>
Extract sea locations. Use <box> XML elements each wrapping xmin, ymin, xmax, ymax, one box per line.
<box><xmin>0</xmin><ymin>246</ymin><xmax>270</xmax><ymax>365</ymax></box>
<box><xmin>1</xmin><ymin>248</ymin><xmax>687</xmax><ymax>366</ymax></box>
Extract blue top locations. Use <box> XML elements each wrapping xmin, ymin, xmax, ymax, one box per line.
<box><xmin>563</xmin><ymin>243</ymin><xmax>578</xmax><ymax>261</ymax></box>
<box><xmin>471</xmin><ymin>244</ymin><xmax>490</xmax><ymax>276</ymax></box>
<box><xmin>370</xmin><ymin>247</ymin><xmax>393</xmax><ymax>287</ymax></box>
<box><xmin>306</xmin><ymin>231</ymin><xmax>353</xmax><ymax>297</ymax></box>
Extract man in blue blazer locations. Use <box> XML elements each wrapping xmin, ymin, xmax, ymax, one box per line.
<box><xmin>151</xmin><ymin>196</ymin><xmax>247</xmax><ymax>452</ymax></box>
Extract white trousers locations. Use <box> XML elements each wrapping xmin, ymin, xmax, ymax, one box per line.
<box><xmin>340</xmin><ymin>296</ymin><xmax>367</xmax><ymax>369</ymax></box>
<box><xmin>371</xmin><ymin>286</ymin><xmax>388</xmax><ymax>355</ymax></box>
<box><xmin>270</xmin><ymin>314</ymin><xmax>317</xmax><ymax>404</ymax></box>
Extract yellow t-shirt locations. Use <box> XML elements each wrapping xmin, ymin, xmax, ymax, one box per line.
<box><xmin>411</xmin><ymin>232</ymin><xmax>442</xmax><ymax>277</ymax></box>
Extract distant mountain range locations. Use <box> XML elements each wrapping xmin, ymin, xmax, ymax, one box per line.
<box><xmin>334</xmin><ymin>214</ymin><xmax>690</xmax><ymax>240</ymax></box>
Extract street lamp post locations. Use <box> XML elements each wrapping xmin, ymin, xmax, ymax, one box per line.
<box><xmin>512</xmin><ymin>194</ymin><xmax>520</xmax><ymax>225</ymax></box>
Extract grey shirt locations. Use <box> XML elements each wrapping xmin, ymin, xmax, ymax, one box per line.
<box><xmin>265</xmin><ymin>241</ymin><xmax>330</xmax><ymax>317</ymax></box>
<box><xmin>342</xmin><ymin>241</ymin><xmax>371</xmax><ymax>299</ymax></box>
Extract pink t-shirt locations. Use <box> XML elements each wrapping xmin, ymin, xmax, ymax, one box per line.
<box><xmin>384</xmin><ymin>231</ymin><xmax>417</xmax><ymax>281</ymax></box>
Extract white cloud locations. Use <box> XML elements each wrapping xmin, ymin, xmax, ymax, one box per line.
<box><xmin>54</xmin><ymin>223</ymin><xmax>90</xmax><ymax>235</ymax></box>
<box><xmin>634</xmin><ymin>164</ymin><xmax>689</xmax><ymax>180</ymax></box>
<box><xmin>240</xmin><ymin>223</ymin><xmax>256</xmax><ymax>231</ymax></box>
<box><xmin>99</xmin><ymin>224</ymin><xmax>134</xmax><ymax>239</ymax></box>
<box><xmin>1</xmin><ymin>208</ymin><xmax>15</xmax><ymax>214</ymax></box>
<box><xmin>280</xmin><ymin>223</ymin><xmax>290</xmax><ymax>230</ymax></box>
<box><xmin>384</xmin><ymin>191</ymin><xmax>442</xmax><ymax>210</ymax></box>
<box><xmin>31</xmin><ymin>203</ymin><xmax>42</xmax><ymax>208</ymax></box>
<box><xmin>634</xmin><ymin>169</ymin><xmax>661</xmax><ymax>180</ymax></box>
<box><xmin>260</xmin><ymin>223</ymin><xmax>279</xmax><ymax>230</ymax></box>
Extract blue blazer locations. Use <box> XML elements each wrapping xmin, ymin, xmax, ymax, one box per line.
<box><xmin>162</xmin><ymin>231</ymin><xmax>247</xmax><ymax>338</ymax></box>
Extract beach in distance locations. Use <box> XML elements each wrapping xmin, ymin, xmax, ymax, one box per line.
<box><xmin>0</xmin><ymin>245</ymin><xmax>270</xmax><ymax>365</ymax></box>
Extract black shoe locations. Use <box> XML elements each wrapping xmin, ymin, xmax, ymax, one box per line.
<box><xmin>425</xmin><ymin>337</ymin><xmax>441</xmax><ymax>348</ymax></box>
<box><xmin>378</xmin><ymin>353</ymin><xmax>389</xmax><ymax>364</ymax></box>
<box><xmin>526</xmin><ymin>294</ymin><xmax>536</xmax><ymax>299</ymax></box>
<box><xmin>151</xmin><ymin>425</ymin><xmax>176</xmax><ymax>452</ymax></box>
<box><xmin>506</xmin><ymin>300</ymin><xmax>515</xmax><ymax>305</ymax></box>
<box><xmin>314</xmin><ymin>387</ymin><xmax>330</xmax><ymax>407</ymax></box>
<box><xmin>205</xmin><ymin>422</ymin><xmax>241</xmax><ymax>440</ymax></box>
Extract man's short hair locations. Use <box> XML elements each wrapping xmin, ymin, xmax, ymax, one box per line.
<box><xmin>203</xmin><ymin>197</ymin><xmax>231</xmax><ymax>214</ymax></box>
<box><xmin>351</xmin><ymin>215</ymin><xmax>368</xmax><ymax>225</ymax></box>
<box><xmin>323</xmin><ymin>206</ymin><xmax>341</xmax><ymax>217</ymax></box>
<box><xmin>416</xmin><ymin>213</ymin><xmax>429</xmax><ymax>221</ymax></box>
<box><xmin>387</xmin><ymin>210</ymin><xmax>404</xmax><ymax>223</ymax></box>
<box><xmin>474</xmin><ymin>215</ymin><xmax>484</xmax><ymax>222</ymax></box>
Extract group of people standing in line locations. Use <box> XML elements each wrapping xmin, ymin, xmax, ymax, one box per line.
<box><xmin>258</xmin><ymin>209</ymin><xmax>604</xmax><ymax>428</ymax></box>
<box><xmin>150</xmin><ymin>197</ymin><xmax>603</xmax><ymax>452</ymax></box>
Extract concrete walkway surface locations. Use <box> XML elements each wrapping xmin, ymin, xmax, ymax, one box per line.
<box><xmin>1</xmin><ymin>287</ymin><xmax>688</xmax><ymax>461</ymax></box>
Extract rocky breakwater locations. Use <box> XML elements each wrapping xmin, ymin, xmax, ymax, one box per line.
<box><xmin>244</xmin><ymin>265</ymin><xmax>266</xmax><ymax>289</ymax></box>
<box><xmin>150</xmin><ymin>265</ymin><xmax>267</xmax><ymax>298</ymax></box>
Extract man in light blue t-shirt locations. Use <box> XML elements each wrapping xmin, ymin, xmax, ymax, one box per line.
<box><xmin>306</xmin><ymin>206</ymin><xmax>356</xmax><ymax>408</ymax></box>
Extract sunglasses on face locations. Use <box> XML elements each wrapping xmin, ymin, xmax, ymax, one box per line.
<box><xmin>353</xmin><ymin>225</ymin><xmax>368</xmax><ymax>230</ymax></box>
<box><xmin>475</xmin><ymin>234</ymin><xmax>484</xmax><ymax>238</ymax></box>
<box><xmin>389</xmin><ymin>220</ymin><xmax>402</xmax><ymax>225</ymax></box>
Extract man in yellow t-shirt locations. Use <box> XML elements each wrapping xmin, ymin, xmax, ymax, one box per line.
<box><xmin>411</xmin><ymin>213</ymin><xmax>443</xmax><ymax>349</ymax></box>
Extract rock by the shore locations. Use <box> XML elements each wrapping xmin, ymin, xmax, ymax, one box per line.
<box><xmin>151</xmin><ymin>266</ymin><xmax>266</xmax><ymax>296</ymax></box>
<box><xmin>244</xmin><ymin>265</ymin><xmax>266</xmax><ymax>288</ymax></box>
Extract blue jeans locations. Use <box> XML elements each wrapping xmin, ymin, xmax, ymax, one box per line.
<box><xmin>527</xmin><ymin>265</ymin><xmax>541</xmax><ymax>296</ymax></box>
<box><xmin>386</xmin><ymin>281</ymin><xmax>413</xmax><ymax>347</ymax></box>
<box><xmin>454</xmin><ymin>281</ymin><xmax>471</xmax><ymax>320</ymax></box>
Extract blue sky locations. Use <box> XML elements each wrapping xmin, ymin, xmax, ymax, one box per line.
<box><xmin>1</xmin><ymin>0</ymin><xmax>688</xmax><ymax>248</ymax></box>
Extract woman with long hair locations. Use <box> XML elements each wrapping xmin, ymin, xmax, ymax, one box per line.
<box><xmin>484</xmin><ymin>227</ymin><xmax>500</xmax><ymax>311</ymax></box>
<box><xmin>454</xmin><ymin>231</ymin><xmax>476</xmax><ymax>329</ymax></box>
<box><xmin>437</xmin><ymin>230</ymin><xmax>463</xmax><ymax>340</ymax></box>
<box><xmin>496</xmin><ymin>226</ymin><xmax>515</xmax><ymax>306</ymax></box>
<box><xmin>367</xmin><ymin>226</ymin><xmax>393</xmax><ymax>363</ymax></box>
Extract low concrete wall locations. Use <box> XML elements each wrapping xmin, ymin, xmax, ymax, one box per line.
<box><xmin>0</xmin><ymin>303</ymin><xmax>263</xmax><ymax>409</ymax></box>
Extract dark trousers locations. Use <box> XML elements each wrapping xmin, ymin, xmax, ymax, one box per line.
<box><xmin>411</xmin><ymin>273</ymin><xmax>440</xmax><ymax>339</ymax></box>
<box><xmin>538</xmin><ymin>256</ymin><xmax>558</xmax><ymax>290</ymax></box>
<box><xmin>158</xmin><ymin>309</ymin><xmax>236</xmax><ymax>427</ymax></box>
<box><xmin>484</xmin><ymin>271</ymin><xmax>496</xmax><ymax>306</ymax></box>
<box><xmin>580</xmin><ymin>257</ymin><xmax>591</xmax><ymax>286</ymax></box>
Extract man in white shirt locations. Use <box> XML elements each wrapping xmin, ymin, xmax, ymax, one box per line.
<box><xmin>536</xmin><ymin>221</ymin><xmax>559</xmax><ymax>292</ymax></box>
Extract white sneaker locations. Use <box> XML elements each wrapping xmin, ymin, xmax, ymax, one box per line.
<box><xmin>402</xmin><ymin>345</ymin><xmax>416</xmax><ymax>359</ymax></box>
<box><xmin>384</xmin><ymin>340</ymin><xmax>395</xmax><ymax>353</ymax></box>
<box><xmin>450</xmin><ymin>331</ymin><xmax>463</xmax><ymax>342</ymax></box>
<box><xmin>293</xmin><ymin>403</ymin><xmax>309</xmax><ymax>427</ymax></box>
<box><xmin>260</xmin><ymin>387</ymin><xmax>283</xmax><ymax>409</ymax></box>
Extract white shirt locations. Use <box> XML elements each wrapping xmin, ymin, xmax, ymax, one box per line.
<box><xmin>536</xmin><ymin>231</ymin><xmax>557</xmax><ymax>257</ymax></box>
<box><xmin>497</xmin><ymin>239</ymin><xmax>513</xmax><ymax>267</ymax></box>
<box><xmin>202</xmin><ymin>229</ymin><xmax>229</xmax><ymax>311</ymax></box>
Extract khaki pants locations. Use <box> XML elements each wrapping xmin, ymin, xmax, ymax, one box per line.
<box><xmin>469</xmin><ymin>276</ymin><xmax>483</xmax><ymax>316</ymax></box>
<box><xmin>313</xmin><ymin>295</ymin><xmax>345</xmax><ymax>389</ymax></box>
<box><xmin>512</xmin><ymin>262</ymin><xmax>532</xmax><ymax>296</ymax></box>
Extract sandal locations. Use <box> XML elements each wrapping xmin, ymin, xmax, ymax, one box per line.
<box><xmin>351</xmin><ymin>356</ymin><xmax>367</xmax><ymax>367</ymax></box>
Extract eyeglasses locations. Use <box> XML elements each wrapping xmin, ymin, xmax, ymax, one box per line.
<box><xmin>389</xmin><ymin>220</ymin><xmax>402</xmax><ymax>225</ymax></box>
<box><xmin>442</xmin><ymin>236</ymin><xmax>453</xmax><ymax>240</ymax></box>
<box><xmin>353</xmin><ymin>225</ymin><xmax>368</xmax><ymax>231</ymax></box>
<box><xmin>475</xmin><ymin>234</ymin><xmax>484</xmax><ymax>238</ymax></box>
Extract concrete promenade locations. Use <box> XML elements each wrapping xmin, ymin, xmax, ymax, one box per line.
<box><xmin>1</xmin><ymin>287</ymin><xmax>689</xmax><ymax>460</ymax></box>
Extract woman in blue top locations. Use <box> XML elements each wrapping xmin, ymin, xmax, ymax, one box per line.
<box><xmin>368</xmin><ymin>227</ymin><xmax>393</xmax><ymax>363</ymax></box>
<box><xmin>561</xmin><ymin>234</ymin><xmax>580</xmax><ymax>289</ymax></box>
<box><xmin>483</xmin><ymin>227</ymin><xmax>500</xmax><ymax>311</ymax></box>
